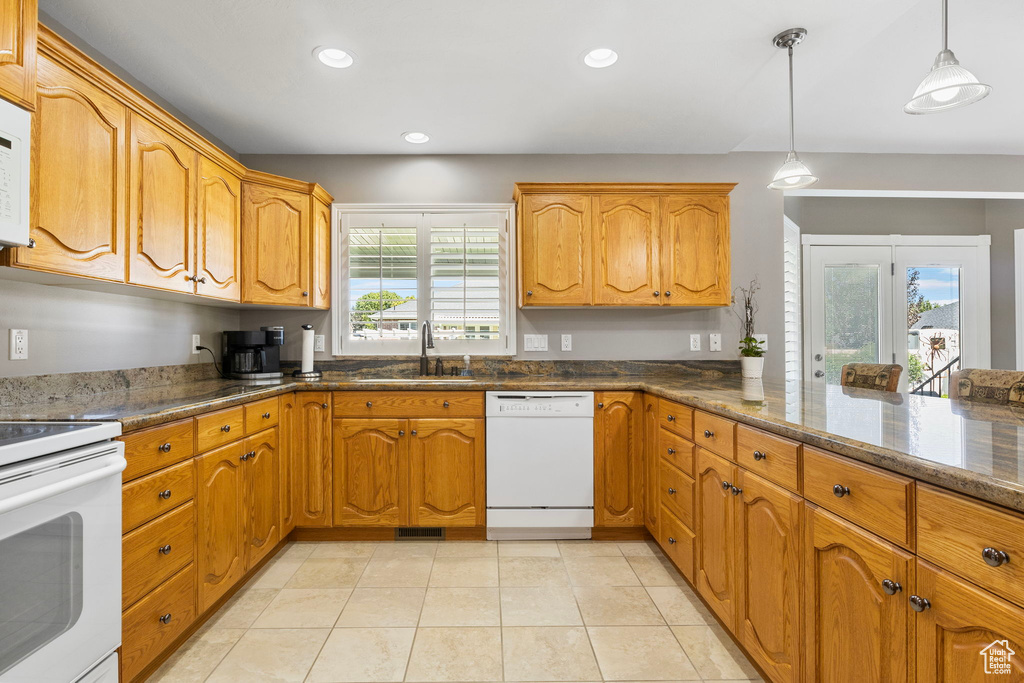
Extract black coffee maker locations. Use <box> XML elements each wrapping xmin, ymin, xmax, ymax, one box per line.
<box><xmin>222</xmin><ymin>327</ymin><xmax>284</xmax><ymax>379</ymax></box>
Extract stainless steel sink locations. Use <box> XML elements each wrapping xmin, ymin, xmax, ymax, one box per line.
<box><xmin>351</xmin><ymin>377</ymin><xmax>477</xmax><ymax>383</ymax></box>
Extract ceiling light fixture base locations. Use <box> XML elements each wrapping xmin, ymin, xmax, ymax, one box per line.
<box><xmin>772</xmin><ymin>28</ymin><xmax>807</xmax><ymax>50</ymax></box>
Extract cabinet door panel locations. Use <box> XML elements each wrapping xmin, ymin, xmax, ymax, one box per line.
<box><xmin>196</xmin><ymin>441</ymin><xmax>245</xmax><ymax>612</ymax></box>
<box><xmin>333</xmin><ymin>419</ymin><xmax>406</xmax><ymax>526</ymax></box>
<box><xmin>594</xmin><ymin>392</ymin><xmax>643</xmax><ymax>526</ymax></box>
<box><xmin>593</xmin><ymin>195</ymin><xmax>659</xmax><ymax>305</ymax></box>
<box><xmin>196</xmin><ymin>155</ymin><xmax>241</xmax><ymax>301</ymax></box>
<box><xmin>312</xmin><ymin>198</ymin><xmax>331</xmax><ymax>309</ymax></box>
<box><xmin>660</xmin><ymin>195</ymin><xmax>730</xmax><ymax>306</ymax></box>
<box><xmin>409</xmin><ymin>419</ymin><xmax>485</xmax><ymax>527</ymax></box>
<box><xmin>294</xmin><ymin>392</ymin><xmax>332</xmax><ymax>526</ymax></box>
<box><xmin>11</xmin><ymin>55</ymin><xmax>126</xmax><ymax>280</ymax></box>
<box><xmin>127</xmin><ymin>114</ymin><xmax>196</xmax><ymax>293</ymax></box>
<box><xmin>805</xmin><ymin>505</ymin><xmax>912</xmax><ymax>683</ymax></box>
<box><xmin>0</xmin><ymin>0</ymin><xmax>36</xmax><ymax>109</ymax></box>
<box><xmin>695</xmin><ymin>448</ymin><xmax>737</xmax><ymax>630</ymax></box>
<box><xmin>520</xmin><ymin>194</ymin><xmax>592</xmax><ymax>305</ymax></box>
<box><xmin>244</xmin><ymin>427</ymin><xmax>279</xmax><ymax>569</ymax></box>
<box><xmin>279</xmin><ymin>392</ymin><xmax>297</xmax><ymax>536</ymax></box>
<box><xmin>241</xmin><ymin>183</ymin><xmax>310</xmax><ymax>305</ymax></box>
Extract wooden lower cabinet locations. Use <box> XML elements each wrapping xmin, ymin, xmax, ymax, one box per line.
<box><xmin>278</xmin><ymin>392</ymin><xmax>297</xmax><ymax>536</ymax></box>
<box><xmin>594</xmin><ymin>391</ymin><xmax>643</xmax><ymax>526</ymax></box>
<box><xmin>409</xmin><ymin>418</ymin><xmax>485</xmax><ymax>526</ymax></box>
<box><xmin>643</xmin><ymin>394</ymin><xmax>659</xmax><ymax>534</ymax></box>
<box><xmin>244</xmin><ymin>428</ymin><xmax>280</xmax><ymax>567</ymax></box>
<box><xmin>695</xmin><ymin>448</ymin><xmax>738</xmax><ymax>630</ymax></box>
<box><xmin>121</xmin><ymin>564</ymin><xmax>196</xmax><ymax>682</ymax></box>
<box><xmin>195</xmin><ymin>440</ymin><xmax>245</xmax><ymax>612</ymax></box>
<box><xmin>333</xmin><ymin>418</ymin><xmax>407</xmax><ymax>526</ymax></box>
<box><xmin>805</xmin><ymin>505</ymin><xmax>913</xmax><ymax>683</ymax></box>
<box><xmin>294</xmin><ymin>392</ymin><xmax>333</xmax><ymax>526</ymax></box>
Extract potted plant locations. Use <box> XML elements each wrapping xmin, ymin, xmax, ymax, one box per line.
<box><xmin>734</xmin><ymin>277</ymin><xmax>765</xmax><ymax>379</ymax></box>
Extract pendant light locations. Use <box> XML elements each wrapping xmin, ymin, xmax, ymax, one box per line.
<box><xmin>768</xmin><ymin>28</ymin><xmax>817</xmax><ymax>191</ymax></box>
<box><xmin>904</xmin><ymin>0</ymin><xmax>990</xmax><ymax>114</ymax></box>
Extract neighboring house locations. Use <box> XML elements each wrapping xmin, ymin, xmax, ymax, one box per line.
<box><xmin>909</xmin><ymin>301</ymin><xmax>961</xmax><ymax>392</ymax></box>
<box><xmin>354</xmin><ymin>298</ymin><xmax>500</xmax><ymax>340</ymax></box>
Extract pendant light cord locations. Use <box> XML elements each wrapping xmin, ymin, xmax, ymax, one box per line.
<box><xmin>941</xmin><ymin>0</ymin><xmax>948</xmax><ymax>51</ymax></box>
<box><xmin>788</xmin><ymin>46</ymin><xmax>796</xmax><ymax>153</ymax></box>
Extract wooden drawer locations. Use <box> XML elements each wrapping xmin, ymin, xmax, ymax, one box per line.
<box><xmin>803</xmin><ymin>447</ymin><xmax>914</xmax><ymax>548</ymax></box>
<box><xmin>122</xmin><ymin>502</ymin><xmax>195</xmax><ymax>608</ymax></box>
<box><xmin>658</xmin><ymin>399</ymin><xmax>693</xmax><ymax>440</ymax></box>
<box><xmin>196</xmin><ymin>406</ymin><xmax>245</xmax><ymax>452</ymax></box>
<box><xmin>122</xmin><ymin>460</ymin><xmax>195</xmax><ymax>533</ymax></box>
<box><xmin>245</xmin><ymin>396</ymin><xmax>279</xmax><ymax>434</ymax></box>
<box><xmin>332</xmin><ymin>391</ymin><xmax>485</xmax><ymax>418</ymax></box>
<box><xmin>694</xmin><ymin>411</ymin><xmax>736</xmax><ymax>459</ymax></box>
<box><xmin>918</xmin><ymin>484</ymin><xmax>1024</xmax><ymax>607</ymax></box>
<box><xmin>659</xmin><ymin>428</ymin><xmax>695</xmax><ymax>476</ymax></box>
<box><xmin>121</xmin><ymin>563</ymin><xmax>197</xmax><ymax>683</ymax></box>
<box><xmin>660</xmin><ymin>460</ymin><xmax>695</xmax><ymax>529</ymax></box>
<box><xmin>120</xmin><ymin>418</ymin><xmax>194</xmax><ymax>482</ymax></box>
<box><xmin>658</xmin><ymin>505</ymin><xmax>695</xmax><ymax>582</ymax></box>
<box><xmin>735</xmin><ymin>424</ymin><xmax>800</xmax><ymax>493</ymax></box>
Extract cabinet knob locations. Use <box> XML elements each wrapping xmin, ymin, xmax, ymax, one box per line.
<box><xmin>667</xmin><ymin>447</ymin><xmax>676</xmax><ymax>455</ymax></box>
<box><xmin>665</xmin><ymin>291</ymin><xmax>672</xmax><ymax>297</ymax></box>
<box><xmin>159</xmin><ymin>613</ymin><xmax>172</xmax><ymax>625</ymax></box>
<box><xmin>909</xmin><ymin>595</ymin><xmax>931</xmax><ymax>612</ymax></box>
<box><xmin>703</xmin><ymin>429</ymin><xmax>714</xmax><ymax>438</ymax></box>
<box><xmin>721</xmin><ymin>481</ymin><xmax>732</xmax><ymax>490</ymax></box>
<box><xmin>411</xmin><ymin>430</ymin><xmax>417</xmax><ymax>436</ymax></box>
<box><xmin>668</xmin><ymin>537</ymin><xmax>676</xmax><ymax>544</ymax></box>
<box><xmin>158</xmin><ymin>489</ymin><xmax>172</xmax><ymax>500</ymax></box>
<box><xmin>731</xmin><ymin>485</ymin><xmax>742</xmax><ymax>496</ymax></box>
<box><xmin>399</xmin><ymin>430</ymin><xmax>405</xmax><ymax>437</ymax></box>
<box><xmin>667</xmin><ymin>487</ymin><xmax>676</xmax><ymax>495</ymax></box>
<box><xmin>188</xmin><ymin>274</ymin><xmax>198</xmax><ymax>282</ymax></box>
<box><xmin>753</xmin><ymin>450</ymin><xmax>766</xmax><ymax>461</ymax></box>
<box><xmin>526</xmin><ymin>290</ymin><xmax>533</xmax><ymax>296</ymax></box>
<box><xmin>653</xmin><ymin>291</ymin><xmax>661</xmax><ymax>297</ymax></box>
<box><xmin>443</xmin><ymin>401</ymin><xmax>450</xmax><ymax>408</ymax></box>
<box><xmin>881</xmin><ymin>579</ymin><xmax>902</xmax><ymax>595</ymax></box>
<box><xmin>982</xmin><ymin>547</ymin><xmax>1011</xmax><ymax>567</ymax></box>
<box><xmin>27</xmin><ymin>238</ymin><xmax>35</xmax><ymax>248</ymax></box>
<box><xmin>240</xmin><ymin>453</ymin><xmax>248</xmax><ymax>461</ymax></box>
<box><xmin>221</xmin><ymin>424</ymin><xmax>231</xmax><ymax>433</ymax></box>
<box><xmin>262</xmin><ymin>412</ymin><xmax>271</xmax><ymax>419</ymax></box>
<box><xmin>366</xmin><ymin>401</ymin><xmax>373</xmax><ymax>408</ymax></box>
<box><xmin>597</xmin><ymin>402</ymin><xmax>604</xmax><ymax>408</ymax></box>
<box><xmin>158</xmin><ymin>544</ymin><xmax>172</xmax><ymax>555</ymax></box>
<box><xmin>159</xmin><ymin>442</ymin><xmax>172</xmax><ymax>453</ymax></box>
<box><xmin>322</xmin><ymin>403</ymin><xmax>329</xmax><ymax>409</ymax></box>
<box><xmin>302</xmin><ymin>291</ymin><xmax>309</xmax><ymax>297</ymax></box>
<box><xmin>832</xmin><ymin>484</ymin><xmax>851</xmax><ymax>498</ymax></box>
<box><xmin>667</xmin><ymin>414</ymin><xmax>675</xmax><ymax>422</ymax></box>
<box><xmin>199</xmin><ymin>277</ymin><xmax>207</xmax><ymax>284</ymax></box>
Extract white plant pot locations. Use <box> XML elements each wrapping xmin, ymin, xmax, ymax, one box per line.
<box><xmin>740</xmin><ymin>356</ymin><xmax>764</xmax><ymax>379</ymax></box>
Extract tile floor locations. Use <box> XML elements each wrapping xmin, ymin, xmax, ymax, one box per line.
<box><xmin>150</xmin><ymin>539</ymin><xmax>763</xmax><ymax>682</ymax></box>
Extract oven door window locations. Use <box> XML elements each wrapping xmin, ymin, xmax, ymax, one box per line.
<box><xmin>0</xmin><ymin>513</ymin><xmax>84</xmax><ymax>675</ymax></box>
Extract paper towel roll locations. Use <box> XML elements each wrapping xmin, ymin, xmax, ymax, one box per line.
<box><xmin>301</xmin><ymin>325</ymin><xmax>314</xmax><ymax>374</ymax></box>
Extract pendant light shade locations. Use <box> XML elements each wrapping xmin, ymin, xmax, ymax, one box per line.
<box><xmin>904</xmin><ymin>0</ymin><xmax>990</xmax><ymax>114</ymax></box>
<box><xmin>768</xmin><ymin>28</ymin><xmax>817</xmax><ymax>191</ymax></box>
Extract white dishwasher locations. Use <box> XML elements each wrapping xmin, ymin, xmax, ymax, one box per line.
<box><xmin>485</xmin><ymin>391</ymin><xmax>594</xmax><ymax>540</ymax></box>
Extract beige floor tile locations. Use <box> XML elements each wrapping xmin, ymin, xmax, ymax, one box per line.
<box><xmin>501</xmin><ymin>626</ymin><xmax>602</xmax><ymax>682</ymax></box>
<box><xmin>627</xmin><ymin>556</ymin><xmax>688</xmax><ymax>586</ymax></box>
<box><xmin>498</xmin><ymin>540</ymin><xmax>562</xmax><ymax>557</ymax></box>
<box><xmin>405</xmin><ymin>627</ymin><xmax>503</xmax><ymax>681</ymax></box>
<box><xmin>564</xmin><ymin>556</ymin><xmax>641</xmax><ymax>586</ymax></box>
<box><xmin>434</xmin><ymin>540</ymin><xmax>498</xmax><ymax>557</ymax></box>
<box><xmin>206</xmin><ymin>628</ymin><xmax>329</xmax><ymax>682</ymax></box>
<box><xmin>277</xmin><ymin>541</ymin><xmax>318</xmax><ymax>561</ymax></box>
<box><xmin>307</xmin><ymin>627</ymin><xmax>415</xmax><ymax>682</ymax></box>
<box><xmin>672</xmin><ymin>624</ymin><xmax>762</xmax><ymax>680</ymax></box>
<box><xmin>558</xmin><ymin>540</ymin><xmax>624</xmax><ymax>557</ymax></box>
<box><xmin>646</xmin><ymin>586</ymin><xmax>715</xmax><ymax>625</ymax></box>
<box><xmin>251</xmin><ymin>588</ymin><xmax>351</xmax><ymax>628</ymax></box>
<box><xmin>372</xmin><ymin>541</ymin><xmax>438</xmax><ymax>559</ymax></box>
<box><xmin>148</xmin><ymin>628</ymin><xmax>245</xmax><ymax>682</ymax></box>
<box><xmin>335</xmin><ymin>587</ymin><xmax>425</xmax><ymax>627</ymax></box>
<box><xmin>358</xmin><ymin>556</ymin><xmax>434</xmax><ymax>587</ymax></box>
<box><xmin>285</xmin><ymin>557</ymin><xmax>368</xmax><ymax>589</ymax></box>
<box><xmin>588</xmin><ymin>625</ymin><xmax>699</xmax><ymax>681</ymax></box>
<box><xmin>204</xmin><ymin>588</ymin><xmax>279</xmax><ymax>629</ymax></box>
<box><xmin>574</xmin><ymin>586</ymin><xmax>665</xmax><ymax>625</ymax></box>
<box><xmin>428</xmin><ymin>557</ymin><xmax>499</xmax><ymax>587</ymax></box>
<box><xmin>247</xmin><ymin>556</ymin><xmax>305</xmax><ymax>590</ymax></box>
<box><xmin>499</xmin><ymin>557</ymin><xmax>571</xmax><ymax>587</ymax></box>
<box><xmin>617</xmin><ymin>540</ymin><xmax>662</xmax><ymax>556</ymax></box>
<box><xmin>309</xmin><ymin>541</ymin><xmax>380</xmax><ymax>559</ymax></box>
<box><xmin>419</xmin><ymin>587</ymin><xmax>500</xmax><ymax>626</ymax></box>
<box><xmin>500</xmin><ymin>586</ymin><xmax>583</xmax><ymax>626</ymax></box>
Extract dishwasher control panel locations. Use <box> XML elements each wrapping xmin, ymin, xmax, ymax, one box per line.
<box><xmin>485</xmin><ymin>392</ymin><xmax>594</xmax><ymax>417</ymax></box>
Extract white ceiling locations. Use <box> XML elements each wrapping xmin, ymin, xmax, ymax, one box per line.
<box><xmin>40</xmin><ymin>0</ymin><xmax>1024</xmax><ymax>155</ymax></box>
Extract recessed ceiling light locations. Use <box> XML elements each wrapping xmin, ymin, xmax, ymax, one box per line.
<box><xmin>583</xmin><ymin>48</ymin><xmax>618</xmax><ymax>68</ymax></box>
<box><xmin>314</xmin><ymin>47</ymin><xmax>354</xmax><ymax>69</ymax></box>
<box><xmin>402</xmin><ymin>131</ymin><xmax>430</xmax><ymax>144</ymax></box>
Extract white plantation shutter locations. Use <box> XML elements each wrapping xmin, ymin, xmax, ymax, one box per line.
<box><xmin>429</xmin><ymin>213</ymin><xmax>503</xmax><ymax>342</ymax></box>
<box><xmin>783</xmin><ymin>218</ymin><xmax>802</xmax><ymax>392</ymax></box>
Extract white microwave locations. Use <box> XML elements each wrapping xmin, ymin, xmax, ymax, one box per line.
<box><xmin>0</xmin><ymin>97</ymin><xmax>30</xmax><ymax>247</ymax></box>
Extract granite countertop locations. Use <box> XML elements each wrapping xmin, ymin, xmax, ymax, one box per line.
<box><xmin>3</xmin><ymin>373</ymin><xmax>1023</xmax><ymax>513</ymax></box>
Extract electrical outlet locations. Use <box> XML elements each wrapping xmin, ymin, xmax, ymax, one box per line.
<box><xmin>689</xmin><ymin>333</ymin><xmax>701</xmax><ymax>352</ymax></box>
<box><xmin>314</xmin><ymin>334</ymin><xmax>326</xmax><ymax>353</ymax></box>
<box><xmin>561</xmin><ymin>334</ymin><xmax>572</xmax><ymax>351</ymax></box>
<box><xmin>8</xmin><ymin>329</ymin><xmax>27</xmax><ymax>360</ymax></box>
<box><xmin>754</xmin><ymin>333</ymin><xmax>768</xmax><ymax>351</ymax></box>
<box><xmin>709</xmin><ymin>333</ymin><xmax>722</xmax><ymax>352</ymax></box>
<box><xmin>523</xmin><ymin>334</ymin><xmax>548</xmax><ymax>352</ymax></box>
<box><xmin>192</xmin><ymin>334</ymin><xmax>201</xmax><ymax>355</ymax></box>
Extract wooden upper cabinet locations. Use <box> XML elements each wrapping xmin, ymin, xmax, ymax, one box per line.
<box><xmin>127</xmin><ymin>113</ymin><xmax>197</xmax><ymax>293</ymax></box>
<box><xmin>660</xmin><ymin>194</ymin><xmax>730</xmax><ymax>306</ymax></box>
<box><xmin>241</xmin><ymin>181</ymin><xmax>310</xmax><ymax>305</ymax></box>
<box><xmin>293</xmin><ymin>392</ymin><xmax>333</xmax><ymax>526</ymax></box>
<box><xmin>195</xmin><ymin>155</ymin><xmax>241</xmax><ymax>301</ymax></box>
<box><xmin>593</xmin><ymin>195</ymin><xmax>659</xmax><ymax>305</ymax></box>
<box><xmin>195</xmin><ymin>440</ymin><xmax>245</xmax><ymax>613</ymax></box>
<box><xmin>0</xmin><ymin>0</ymin><xmax>36</xmax><ymax>109</ymax></box>
<box><xmin>408</xmin><ymin>418</ymin><xmax>485</xmax><ymax>527</ymax></box>
<box><xmin>333</xmin><ymin>418</ymin><xmax>406</xmax><ymax>527</ymax></box>
<box><xmin>243</xmin><ymin>427</ymin><xmax>279</xmax><ymax>569</ymax></box>
<box><xmin>695</xmin><ymin>448</ymin><xmax>738</xmax><ymax>630</ymax></box>
<box><xmin>519</xmin><ymin>193</ymin><xmax>592</xmax><ymax>306</ymax></box>
<box><xmin>6</xmin><ymin>54</ymin><xmax>126</xmax><ymax>280</ymax></box>
<box><xmin>311</xmin><ymin>197</ymin><xmax>332</xmax><ymax>309</ymax></box>
<box><xmin>594</xmin><ymin>391</ymin><xmax>643</xmax><ymax>527</ymax></box>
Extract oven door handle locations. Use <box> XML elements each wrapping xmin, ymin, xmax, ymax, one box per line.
<box><xmin>0</xmin><ymin>455</ymin><xmax>126</xmax><ymax>516</ymax></box>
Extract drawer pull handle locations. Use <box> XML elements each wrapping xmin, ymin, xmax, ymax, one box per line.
<box><xmin>158</xmin><ymin>544</ymin><xmax>172</xmax><ymax>555</ymax></box>
<box><xmin>667</xmin><ymin>447</ymin><xmax>676</xmax><ymax>455</ymax></box>
<box><xmin>366</xmin><ymin>401</ymin><xmax>373</xmax><ymax>408</ymax></box>
<box><xmin>833</xmin><ymin>484</ymin><xmax>851</xmax><ymax>498</ymax></box>
<box><xmin>704</xmin><ymin>429</ymin><xmax>714</xmax><ymax>438</ymax></box>
<box><xmin>881</xmin><ymin>579</ymin><xmax>902</xmax><ymax>595</ymax></box>
<box><xmin>159</xmin><ymin>442</ymin><xmax>172</xmax><ymax>453</ymax></box>
<box><xmin>158</xmin><ymin>489</ymin><xmax>172</xmax><ymax>500</ymax></box>
<box><xmin>443</xmin><ymin>401</ymin><xmax>450</xmax><ymax>408</ymax></box>
<box><xmin>667</xmin><ymin>487</ymin><xmax>676</xmax><ymax>495</ymax></box>
<box><xmin>322</xmin><ymin>403</ymin><xmax>329</xmax><ymax>409</ymax></box>
<box><xmin>159</xmin><ymin>613</ymin><xmax>172</xmax><ymax>624</ymax></box>
<box><xmin>668</xmin><ymin>536</ymin><xmax>676</xmax><ymax>544</ymax></box>
<box><xmin>666</xmin><ymin>414</ymin><xmax>675</xmax><ymax>422</ymax></box>
<box><xmin>221</xmin><ymin>424</ymin><xmax>231</xmax><ymax>433</ymax></box>
<box><xmin>982</xmin><ymin>547</ymin><xmax>1011</xmax><ymax>567</ymax></box>
<box><xmin>262</xmin><ymin>412</ymin><xmax>271</xmax><ymax>419</ymax></box>
<box><xmin>721</xmin><ymin>481</ymin><xmax>732</xmax><ymax>490</ymax></box>
<box><xmin>909</xmin><ymin>595</ymin><xmax>931</xmax><ymax>612</ymax></box>
<box><xmin>753</xmin><ymin>450</ymin><xmax>766</xmax><ymax>461</ymax></box>
<box><xmin>731</xmin><ymin>485</ymin><xmax>742</xmax><ymax>496</ymax></box>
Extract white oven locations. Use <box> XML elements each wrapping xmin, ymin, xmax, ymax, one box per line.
<box><xmin>0</xmin><ymin>96</ymin><xmax>30</xmax><ymax>248</ymax></box>
<box><xmin>0</xmin><ymin>423</ymin><xmax>125</xmax><ymax>683</ymax></box>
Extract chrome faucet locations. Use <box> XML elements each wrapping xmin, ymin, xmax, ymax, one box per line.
<box><xmin>419</xmin><ymin>320</ymin><xmax>434</xmax><ymax>375</ymax></box>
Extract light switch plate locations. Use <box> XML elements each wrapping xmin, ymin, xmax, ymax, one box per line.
<box><xmin>314</xmin><ymin>335</ymin><xmax>326</xmax><ymax>352</ymax></box>
<box><xmin>709</xmin><ymin>333</ymin><xmax>722</xmax><ymax>352</ymax></box>
<box><xmin>754</xmin><ymin>333</ymin><xmax>768</xmax><ymax>351</ymax></box>
<box><xmin>561</xmin><ymin>334</ymin><xmax>572</xmax><ymax>351</ymax></box>
<box><xmin>523</xmin><ymin>334</ymin><xmax>548</xmax><ymax>352</ymax></box>
<box><xmin>689</xmin><ymin>333</ymin><xmax>701</xmax><ymax>352</ymax></box>
<box><xmin>9</xmin><ymin>329</ymin><xmax>27</xmax><ymax>360</ymax></box>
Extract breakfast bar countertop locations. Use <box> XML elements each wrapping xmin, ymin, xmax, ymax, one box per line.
<box><xmin>2</xmin><ymin>372</ymin><xmax>1022</xmax><ymax>513</ymax></box>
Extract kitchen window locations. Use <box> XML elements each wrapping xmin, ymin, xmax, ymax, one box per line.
<box><xmin>333</xmin><ymin>205</ymin><xmax>516</xmax><ymax>355</ymax></box>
